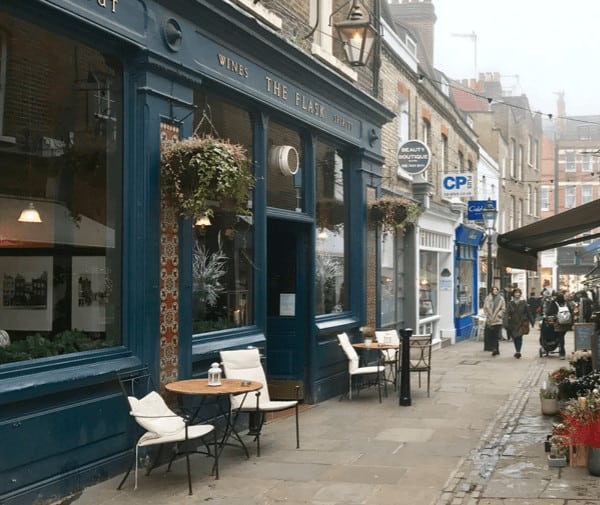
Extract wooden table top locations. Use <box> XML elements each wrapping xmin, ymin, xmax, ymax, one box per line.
<box><xmin>352</xmin><ymin>342</ymin><xmax>400</xmax><ymax>350</ymax></box>
<box><xmin>165</xmin><ymin>378</ymin><xmax>262</xmax><ymax>396</ymax></box>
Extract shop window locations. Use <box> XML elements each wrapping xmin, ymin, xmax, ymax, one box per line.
<box><xmin>0</xmin><ymin>14</ymin><xmax>122</xmax><ymax>364</ymax></box>
<box><xmin>380</xmin><ymin>231</ymin><xmax>405</xmax><ymax>327</ymax></box>
<box><xmin>315</xmin><ymin>143</ymin><xmax>347</xmax><ymax>315</ymax></box>
<box><xmin>456</xmin><ymin>246</ymin><xmax>475</xmax><ymax>318</ymax></box>
<box><xmin>267</xmin><ymin>122</ymin><xmax>303</xmax><ymax>211</ymax></box>
<box><xmin>419</xmin><ymin>251</ymin><xmax>438</xmax><ymax>317</ymax></box>
<box><xmin>191</xmin><ymin>90</ymin><xmax>254</xmax><ymax>334</ymax></box>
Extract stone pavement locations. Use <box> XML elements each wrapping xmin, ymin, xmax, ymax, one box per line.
<box><xmin>64</xmin><ymin>327</ymin><xmax>600</xmax><ymax>505</ymax></box>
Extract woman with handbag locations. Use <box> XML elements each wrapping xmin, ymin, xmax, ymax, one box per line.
<box><xmin>505</xmin><ymin>288</ymin><xmax>534</xmax><ymax>359</ymax></box>
<box><xmin>483</xmin><ymin>286</ymin><xmax>506</xmax><ymax>356</ymax></box>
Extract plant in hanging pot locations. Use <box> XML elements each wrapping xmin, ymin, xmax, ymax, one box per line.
<box><xmin>161</xmin><ymin>135</ymin><xmax>255</xmax><ymax>220</ymax></box>
<box><xmin>369</xmin><ymin>197</ymin><xmax>421</xmax><ymax>235</ymax></box>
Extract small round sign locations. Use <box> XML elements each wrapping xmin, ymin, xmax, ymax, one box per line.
<box><xmin>397</xmin><ymin>140</ymin><xmax>431</xmax><ymax>175</ymax></box>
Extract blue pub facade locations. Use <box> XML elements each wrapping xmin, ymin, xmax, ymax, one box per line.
<box><xmin>0</xmin><ymin>1</ymin><xmax>392</xmax><ymax>503</ymax></box>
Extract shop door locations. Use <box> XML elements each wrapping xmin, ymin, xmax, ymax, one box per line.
<box><xmin>266</xmin><ymin>219</ymin><xmax>309</xmax><ymax>385</ymax></box>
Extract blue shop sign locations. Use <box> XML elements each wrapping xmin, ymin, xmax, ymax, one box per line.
<box><xmin>456</xmin><ymin>224</ymin><xmax>484</xmax><ymax>246</ymax></box>
<box><xmin>467</xmin><ymin>199</ymin><xmax>496</xmax><ymax>221</ymax></box>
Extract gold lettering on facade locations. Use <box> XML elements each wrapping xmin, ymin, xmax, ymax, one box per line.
<box><xmin>97</xmin><ymin>0</ymin><xmax>118</xmax><ymax>12</ymax></box>
<box><xmin>332</xmin><ymin>115</ymin><xmax>353</xmax><ymax>131</ymax></box>
<box><xmin>295</xmin><ymin>93</ymin><xmax>325</xmax><ymax>118</ymax></box>
<box><xmin>217</xmin><ymin>54</ymin><xmax>249</xmax><ymax>78</ymax></box>
<box><xmin>265</xmin><ymin>77</ymin><xmax>288</xmax><ymax>100</ymax></box>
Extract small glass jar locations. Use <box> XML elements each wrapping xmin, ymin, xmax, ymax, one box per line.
<box><xmin>208</xmin><ymin>362</ymin><xmax>222</xmax><ymax>386</ymax></box>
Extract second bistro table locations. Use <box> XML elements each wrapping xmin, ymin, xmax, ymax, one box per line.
<box><xmin>352</xmin><ymin>341</ymin><xmax>400</xmax><ymax>393</ymax></box>
<box><xmin>165</xmin><ymin>378</ymin><xmax>262</xmax><ymax>461</ymax></box>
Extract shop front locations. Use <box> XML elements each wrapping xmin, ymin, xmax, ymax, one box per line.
<box><xmin>454</xmin><ymin>224</ymin><xmax>484</xmax><ymax>342</ymax></box>
<box><xmin>0</xmin><ymin>1</ymin><xmax>392</xmax><ymax>503</ymax></box>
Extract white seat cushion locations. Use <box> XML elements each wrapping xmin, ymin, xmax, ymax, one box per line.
<box><xmin>128</xmin><ymin>391</ymin><xmax>185</xmax><ymax>435</ymax></box>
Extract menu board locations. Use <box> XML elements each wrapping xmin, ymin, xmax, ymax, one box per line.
<box><xmin>574</xmin><ymin>323</ymin><xmax>595</xmax><ymax>351</ymax></box>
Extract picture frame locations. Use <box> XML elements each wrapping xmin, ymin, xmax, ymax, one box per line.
<box><xmin>0</xmin><ymin>256</ymin><xmax>53</xmax><ymax>331</ymax></box>
<box><xmin>71</xmin><ymin>256</ymin><xmax>107</xmax><ymax>332</ymax></box>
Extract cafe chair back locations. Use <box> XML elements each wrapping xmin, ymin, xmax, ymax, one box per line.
<box><xmin>337</xmin><ymin>332</ymin><xmax>384</xmax><ymax>402</ymax></box>
<box><xmin>219</xmin><ymin>348</ymin><xmax>300</xmax><ymax>457</ymax></box>
<box><xmin>375</xmin><ymin>329</ymin><xmax>400</xmax><ymax>388</ymax></box>
<box><xmin>402</xmin><ymin>334</ymin><xmax>433</xmax><ymax>397</ymax></box>
<box><xmin>116</xmin><ymin>367</ymin><xmax>218</xmax><ymax>495</ymax></box>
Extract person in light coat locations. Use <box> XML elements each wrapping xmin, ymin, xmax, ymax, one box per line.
<box><xmin>483</xmin><ymin>286</ymin><xmax>506</xmax><ymax>356</ymax></box>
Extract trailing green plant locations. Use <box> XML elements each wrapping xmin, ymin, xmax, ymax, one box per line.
<box><xmin>161</xmin><ymin>135</ymin><xmax>254</xmax><ymax>220</ymax></box>
<box><xmin>369</xmin><ymin>197</ymin><xmax>421</xmax><ymax>234</ymax></box>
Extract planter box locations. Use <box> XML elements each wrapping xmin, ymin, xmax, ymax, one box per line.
<box><xmin>569</xmin><ymin>444</ymin><xmax>589</xmax><ymax>467</ymax></box>
<box><xmin>548</xmin><ymin>455</ymin><xmax>567</xmax><ymax>467</ymax></box>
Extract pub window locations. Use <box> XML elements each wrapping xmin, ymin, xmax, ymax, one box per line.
<box><xmin>0</xmin><ymin>13</ymin><xmax>123</xmax><ymax>364</ymax></box>
<box><xmin>315</xmin><ymin>143</ymin><xmax>347</xmax><ymax>315</ymax></box>
<box><xmin>191</xmin><ymin>90</ymin><xmax>254</xmax><ymax>334</ymax></box>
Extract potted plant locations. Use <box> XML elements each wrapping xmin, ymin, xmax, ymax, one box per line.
<box><xmin>540</xmin><ymin>374</ymin><xmax>560</xmax><ymax>415</ymax></box>
<box><xmin>550</xmin><ymin>366</ymin><xmax>577</xmax><ymax>401</ymax></box>
<box><xmin>560</xmin><ymin>392</ymin><xmax>600</xmax><ymax>473</ymax></box>
<box><xmin>161</xmin><ymin>135</ymin><xmax>255</xmax><ymax>220</ymax></box>
<box><xmin>547</xmin><ymin>423</ymin><xmax>569</xmax><ymax>467</ymax></box>
<box><xmin>369</xmin><ymin>197</ymin><xmax>421</xmax><ymax>235</ymax></box>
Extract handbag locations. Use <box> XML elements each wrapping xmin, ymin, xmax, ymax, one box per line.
<box><xmin>521</xmin><ymin>321</ymin><xmax>530</xmax><ymax>335</ymax></box>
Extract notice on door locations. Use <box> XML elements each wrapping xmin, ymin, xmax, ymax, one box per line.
<box><xmin>279</xmin><ymin>293</ymin><xmax>296</xmax><ymax>316</ymax></box>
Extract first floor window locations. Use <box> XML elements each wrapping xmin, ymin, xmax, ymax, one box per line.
<box><xmin>0</xmin><ymin>13</ymin><xmax>123</xmax><ymax>364</ymax></box>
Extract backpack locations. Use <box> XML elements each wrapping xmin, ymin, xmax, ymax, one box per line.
<box><xmin>556</xmin><ymin>302</ymin><xmax>572</xmax><ymax>325</ymax></box>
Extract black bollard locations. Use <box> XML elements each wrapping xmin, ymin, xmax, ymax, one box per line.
<box><xmin>399</xmin><ymin>327</ymin><xmax>412</xmax><ymax>406</ymax></box>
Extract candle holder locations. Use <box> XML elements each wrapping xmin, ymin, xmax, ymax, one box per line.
<box><xmin>208</xmin><ymin>362</ymin><xmax>222</xmax><ymax>386</ymax></box>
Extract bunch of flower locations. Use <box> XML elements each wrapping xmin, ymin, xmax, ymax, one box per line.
<box><xmin>568</xmin><ymin>349</ymin><xmax>592</xmax><ymax>365</ymax></box>
<box><xmin>560</xmin><ymin>391</ymin><xmax>600</xmax><ymax>448</ymax></box>
<box><xmin>550</xmin><ymin>366</ymin><xmax>576</xmax><ymax>384</ymax></box>
<box><xmin>573</xmin><ymin>370</ymin><xmax>600</xmax><ymax>396</ymax></box>
<box><xmin>550</xmin><ymin>422</ymin><xmax>570</xmax><ymax>457</ymax></box>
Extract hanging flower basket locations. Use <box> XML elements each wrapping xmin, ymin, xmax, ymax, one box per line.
<box><xmin>161</xmin><ymin>135</ymin><xmax>255</xmax><ymax>219</ymax></box>
<box><xmin>369</xmin><ymin>197</ymin><xmax>421</xmax><ymax>234</ymax></box>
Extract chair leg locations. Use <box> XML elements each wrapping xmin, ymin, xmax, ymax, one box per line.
<box><xmin>427</xmin><ymin>370</ymin><xmax>431</xmax><ymax>398</ymax></box>
<box><xmin>213</xmin><ymin>427</ymin><xmax>219</xmax><ymax>480</ymax></box>
<box><xmin>377</xmin><ymin>370</ymin><xmax>382</xmax><ymax>403</ymax></box>
<box><xmin>117</xmin><ymin>456</ymin><xmax>134</xmax><ymax>490</ymax></box>
<box><xmin>348</xmin><ymin>375</ymin><xmax>353</xmax><ymax>400</ymax></box>
<box><xmin>185</xmin><ymin>451</ymin><xmax>192</xmax><ymax>495</ymax></box>
<box><xmin>295</xmin><ymin>404</ymin><xmax>300</xmax><ymax>449</ymax></box>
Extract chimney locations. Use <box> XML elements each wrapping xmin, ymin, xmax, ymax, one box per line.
<box><xmin>389</xmin><ymin>0</ymin><xmax>437</xmax><ymax>67</ymax></box>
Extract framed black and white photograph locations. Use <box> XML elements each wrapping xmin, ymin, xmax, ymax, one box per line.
<box><xmin>71</xmin><ymin>256</ymin><xmax>108</xmax><ymax>332</ymax></box>
<box><xmin>0</xmin><ymin>256</ymin><xmax>53</xmax><ymax>331</ymax></box>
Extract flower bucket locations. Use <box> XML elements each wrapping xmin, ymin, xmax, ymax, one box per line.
<box><xmin>588</xmin><ymin>446</ymin><xmax>600</xmax><ymax>476</ymax></box>
<box><xmin>569</xmin><ymin>444</ymin><xmax>589</xmax><ymax>467</ymax></box>
<box><xmin>541</xmin><ymin>397</ymin><xmax>559</xmax><ymax>416</ymax></box>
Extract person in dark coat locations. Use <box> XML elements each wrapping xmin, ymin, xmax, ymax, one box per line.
<box><xmin>505</xmin><ymin>288</ymin><xmax>535</xmax><ymax>359</ymax></box>
<box><xmin>545</xmin><ymin>292</ymin><xmax>572</xmax><ymax>359</ymax></box>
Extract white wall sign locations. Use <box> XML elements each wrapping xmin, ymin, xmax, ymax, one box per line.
<box><xmin>279</xmin><ymin>293</ymin><xmax>295</xmax><ymax>316</ymax></box>
<box><xmin>441</xmin><ymin>173</ymin><xmax>474</xmax><ymax>198</ymax></box>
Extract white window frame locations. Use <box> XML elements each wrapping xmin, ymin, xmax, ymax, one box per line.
<box><xmin>565</xmin><ymin>185</ymin><xmax>576</xmax><ymax>208</ymax></box>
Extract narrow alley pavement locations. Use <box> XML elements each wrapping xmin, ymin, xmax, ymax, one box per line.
<box><xmin>63</xmin><ymin>327</ymin><xmax>600</xmax><ymax>505</ymax></box>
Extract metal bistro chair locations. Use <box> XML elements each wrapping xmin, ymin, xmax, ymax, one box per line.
<box><xmin>401</xmin><ymin>334</ymin><xmax>433</xmax><ymax>397</ymax></box>
<box><xmin>337</xmin><ymin>332</ymin><xmax>385</xmax><ymax>402</ymax></box>
<box><xmin>220</xmin><ymin>348</ymin><xmax>300</xmax><ymax>457</ymax></box>
<box><xmin>116</xmin><ymin>367</ymin><xmax>218</xmax><ymax>495</ymax></box>
<box><xmin>375</xmin><ymin>329</ymin><xmax>400</xmax><ymax>389</ymax></box>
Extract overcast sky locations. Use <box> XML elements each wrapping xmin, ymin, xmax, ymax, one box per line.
<box><xmin>432</xmin><ymin>0</ymin><xmax>600</xmax><ymax>117</ymax></box>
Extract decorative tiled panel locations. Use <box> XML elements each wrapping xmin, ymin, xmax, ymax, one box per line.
<box><xmin>159</xmin><ymin>122</ymin><xmax>180</xmax><ymax>387</ymax></box>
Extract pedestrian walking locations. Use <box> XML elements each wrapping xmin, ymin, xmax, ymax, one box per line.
<box><xmin>483</xmin><ymin>286</ymin><xmax>506</xmax><ymax>356</ymax></box>
<box><xmin>505</xmin><ymin>288</ymin><xmax>534</xmax><ymax>359</ymax></box>
<box><xmin>545</xmin><ymin>291</ymin><xmax>572</xmax><ymax>359</ymax></box>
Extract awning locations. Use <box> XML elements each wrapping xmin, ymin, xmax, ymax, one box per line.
<box><xmin>496</xmin><ymin>200</ymin><xmax>600</xmax><ymax>271</ymax></box>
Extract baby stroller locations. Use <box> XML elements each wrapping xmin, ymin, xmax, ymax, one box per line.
<box><xmin>539</xmin><ymin>315</ymin><xmax>560</xmax><ymax>357</ymax></box>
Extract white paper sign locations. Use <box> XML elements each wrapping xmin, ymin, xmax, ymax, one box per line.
<box><xmin>279</xmin><ymin>293</ymin><xmax>295</xmax><ymax>316</ymax></box>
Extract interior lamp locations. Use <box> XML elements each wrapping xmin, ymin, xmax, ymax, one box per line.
<box><xmin>194</xmin><ymin>214</ymin><xmax>212</xmax><ymax>227</ymax></box>
<box><xmin>334</xmin><ymin>0</ymin><xmax>377</xmax><ymax>67</ymax></box>
<box><xmin>18</xmin><ymin>202</ymin><xmax>42</xmax><ymax>223</ymax></box>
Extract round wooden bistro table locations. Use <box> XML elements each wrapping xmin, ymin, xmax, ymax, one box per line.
<box><xmin>166</xmin><ymin>378</ymin><xmax>262</xmax><ymax>460</ymax></box>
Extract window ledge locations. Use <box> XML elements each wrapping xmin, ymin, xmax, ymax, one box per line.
<box><xmin>232</xmin><ymin>0</ymin><xmax>282</xmax><ymax>30</ymax></box>
<box><xmin>311</xmin><ymin>43</ymin><xmax>357</xmax><ymax>81</ymax></box>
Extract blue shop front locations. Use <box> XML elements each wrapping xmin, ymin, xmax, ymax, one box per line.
<box><xmin>0</xmin><ymin>1</ymin><xmax>392</xmax><ymax>503</ymax></box>
<box><xmin>454</xmin><ymin>224</ymin><xmax>484</xmax><ymax>342</ymax></box>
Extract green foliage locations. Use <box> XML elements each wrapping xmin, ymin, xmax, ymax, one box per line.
<box><xmin>0</xmin><ymin>329</ymin><xmax>109</xmax><ymax>364</ymax></box>
<box><xmin>369</xmin><ymin>197</ymin><xmax>421</xmax><ymax>234</ymax></box>
<box><xmin>161</xmin><ymin>135</ymin><xmax>255</xmax><ymax>219</ymax></box>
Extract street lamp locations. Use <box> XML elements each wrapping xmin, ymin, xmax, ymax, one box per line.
<box><xmin>334</xmin><ymin>0</ymin><xmax>377</xmax><ymax>67</ymax></box>
<box><xmin>481</xmin><ymin>198</ymin><xmax>498</xmax><ymax>295</ymax></box>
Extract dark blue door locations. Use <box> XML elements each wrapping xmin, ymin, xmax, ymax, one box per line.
<box><xmin>266</xmin><ymin>219</ymin><xmax>309</xmax><ymax>383</ymax></box>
